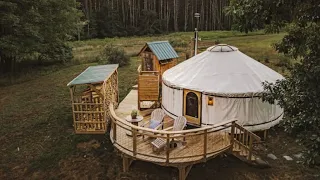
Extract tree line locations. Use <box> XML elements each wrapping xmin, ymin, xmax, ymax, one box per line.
<box><xmin>0</xmin><ymin>0</ymin><xmax>80</xmax><ymax>77</ymax></box>
<box><xmin>77</xmin><ymin>0</ymin><xmax>232</xmax><ymax>38</ymax></box>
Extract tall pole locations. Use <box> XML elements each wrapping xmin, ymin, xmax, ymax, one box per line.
<box><xmin>194</xmin><ymin>13</ymin><xmax>200</xmax><ymax>56</ymax></box>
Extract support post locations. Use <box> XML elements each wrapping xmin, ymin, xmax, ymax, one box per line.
<box><xmin>203</xmin><ymin>129</ymin><xmax>207</xmax><ymax>161</ymax></box>
<box><xmin>112</xmin><ymin>120</ymin><xmax>116</xmax><ymax>142</ymax></box>
<box><xmin>248</xmin><ymin>136</ymin><xmax>253</xmax><ymax>160</ymax></box>
<box><xmin>122</xmin><ymin>156</ymin><xmax>133</xmax><ymax>172</ymax></box>
<box><xmin>133</xmin><ymin>128</ymin><xmax>137</xmax><ymax>156</ymax></box>
<box><xmin>230</xmin><ymin>121</ymin><xmax>235</xmax><ymax>152</ymax></box>
<box><xmin>178</xmin><ymin>165</ymin><xmax>193</xmax><ymax>180</ymax></box>
<box><xmin>263</xmin><ymin>130</ymin><xmax>267</xmax><ymax>141</ymax></box>
<box><xmin>166</xmin><ymin>134</ymin><xmax>170</xmax><ymax>164</ymax></box>
<box><xmin>69</xmin><ymin>87</ymin><xmax>76</xmax><ymax>131</ymax></box>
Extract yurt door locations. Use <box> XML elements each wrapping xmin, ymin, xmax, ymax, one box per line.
<box><xmin>183</xmin><ymin>90</ymin><xmax>201</xmax><ymax>126</ymax></box>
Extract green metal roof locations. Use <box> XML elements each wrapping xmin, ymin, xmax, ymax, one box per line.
<box><xmin>146</xmin><ymin>41</ymin><xmax>179</xmax><ymax>61</ymax></box>
<box><xmin>67</xmin><ymin>64</ymin><xmax>118</xmax><ymax>86</ymax></box>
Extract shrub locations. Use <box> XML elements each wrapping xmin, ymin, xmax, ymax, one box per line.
<box><xmin>38</xmin><ymin>43</ymin><xmax>73</xmax><ymax>64</ymax></box>
<box><xmin>100</xmin><ymin>45</ymin><xmax>130</xmax><ymax>67</ymax></box>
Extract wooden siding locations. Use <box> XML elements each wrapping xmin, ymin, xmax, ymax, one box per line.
<box><xmin>138</xmin><ymin>73</ymin><xmax>159</xmax><ymax>101</ymax></box>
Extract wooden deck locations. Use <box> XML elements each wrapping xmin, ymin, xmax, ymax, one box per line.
<box><xmin>111</xmin><ymin>127</ymin><xmax>231</xmax><ymax>164</ymax></box>
<box><xmin>110</xmin><ymin>90</ymin><xmax>261</xmax><ymax>180</ymax></box>
<box><xmin>112</xmin><ymin>90</ymin><xmax>232</xmax><ymax>165</ymax></box>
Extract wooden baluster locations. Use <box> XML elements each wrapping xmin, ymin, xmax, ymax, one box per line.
<box><xmin>133</xmin><ymin>128</ymin><xmax>137</xmax><ymax>156</ymax></box>
<box><xmin>248</xmin><ymin>135</ymin><xmax>253</xmax><ymax>160</ymax></box>
<box><xmin>242</xmin><ymin>128</ymin><xmax>245</xmax><ymax>146</ymax></box>
<box><xmin>203</xmin><ymin>129</ymin><xmax>207</xmax><ymax>160</ymax></box>
<box><xmin>113</xmin><ymin>119</ymin><xmax>117</xmax><ymax>142</ymax></box>
<box><xmin>230</xmin><ymin>121</ymin><xmax>235</xmax><ymax>151</ymax></box>
<box><xmin>166</xmin><ymin>134</ymin><xmax>170</xmax><ymax>164</ymax></box>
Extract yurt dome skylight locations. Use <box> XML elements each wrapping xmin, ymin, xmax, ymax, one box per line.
<box><xmin>207</xmin><ymin>44</ymin><xmax>238</xmax><ymax>52</ymax></box>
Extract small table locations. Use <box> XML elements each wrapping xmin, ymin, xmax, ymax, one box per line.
<box><xmin>125</xmin><ymin>115</ymin><xmax>143</xmax><ymax>126</ymax></box>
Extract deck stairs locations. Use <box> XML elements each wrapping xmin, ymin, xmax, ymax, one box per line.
<box><xmin>229</xmin><ymin>122</ymin><xmax>262</xmax><ymax>165</ymax></box>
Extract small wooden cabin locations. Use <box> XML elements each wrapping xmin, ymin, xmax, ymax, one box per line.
<box><xmin>138</xmin><ymin>41</ymin><xmax>179</xmax><ymax>78</ymax></box>
<box><xmin>137</xmin><ymin>41</ymin><xmax>179</xmax><ymax>110</ymax></box>
<box><xmin>67</xmin><ymin>64</ymin><xmax>118</xmax><ymax>134</ymax></box>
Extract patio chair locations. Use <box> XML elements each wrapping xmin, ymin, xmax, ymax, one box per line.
<box><xmin>151</xmin><ymin>116</ymin><xmax>187</xmax><ymax>153</ymax></box>
<box><xmin>140</xmin><ymin>108</ymin><xmax>166</xmax><ymax>139</ymax></box>
<box><xmin>141</xmin><ymin>108</ymin><xmax>166</xmax><ymax>130</ymax></box>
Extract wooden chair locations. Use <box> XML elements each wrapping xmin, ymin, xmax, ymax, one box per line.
<box><xmin>141</xmin><ymin>108</ymin><xmax>166</xmax><ymax>130</ymax></box>
<box><xmin>151</xmin><ymin>116</ymin><xmax>187</xmax><ymax>152</ymax></box>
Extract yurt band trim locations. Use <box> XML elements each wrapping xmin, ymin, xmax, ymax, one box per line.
<box><xmin>162</xmin><ymin>104</ymin><xmax>284</xmax><ymax>127</ymax></box>
<box><xmin>163</xmin><ymin>81</ymin><xmax>263</xmax><ymax>98</ymax></box>
<box><xmin>202</xmin><ymin>112</ymin><xmax>284</xmax><ymax>127</ymax></box>
<box><xmin>161</xmin><ymin>104</ymin><xmax>178</xmax><ymax>118</ymax></box>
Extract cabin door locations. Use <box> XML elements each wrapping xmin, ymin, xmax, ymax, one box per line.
<box><xmin>143</xmin><ymin>52</ymin><xmax>154</xmax><ymax>71</ymax></box>
<box><xmin>183</xmin><ymin>90</ymin><xmax>201</xmax><ymax>126</ymax></box>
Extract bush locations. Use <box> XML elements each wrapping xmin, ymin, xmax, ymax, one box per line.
<box><xmin>38</xmin><ymin>43</ymin><xmax>73</xmax><ymax>64</ymax></box>
<box><xmin>100</xmin><ymin>45</ymin><xmax>130</xmax><ymax>67</ymax></box>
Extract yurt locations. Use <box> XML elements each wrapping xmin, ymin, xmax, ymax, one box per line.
<box><xmin>162</xmin><ymin>44</ymin><xmax>284</xmax><ymax>131</ymax></box>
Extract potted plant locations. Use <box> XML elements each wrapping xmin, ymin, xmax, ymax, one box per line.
<box><xmin>131</xmin><ymin>109</ymin><xmax>138</xmax><ymax>119</ymax></box>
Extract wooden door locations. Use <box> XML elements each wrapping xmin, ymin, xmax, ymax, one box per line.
<box><xmin>183</xmin><ymin>90</ymin><xmax>201</xmax><ymax>126</ymax></box>
<box><xmin>143</xmin><ymin>52</ymin><xmax>154</xmax><ymax>71</ymax></box>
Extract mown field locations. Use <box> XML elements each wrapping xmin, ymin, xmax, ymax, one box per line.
<box><xmin>0</xmin><ymin>31</ymin><xmax>319</xmax><ymax>180</ymax></box>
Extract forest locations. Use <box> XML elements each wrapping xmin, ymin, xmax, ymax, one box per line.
<box><xmin>77</xmin><ymin>0</ymin><xmax>232</xmax><ymax>38</ymax></box>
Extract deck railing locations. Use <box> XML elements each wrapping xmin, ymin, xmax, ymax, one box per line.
<box><xmin>232</xmin><ymin>122</ymin><xmax>261</xmax><ymax>160</ymax></box>
<box><xmin>109</xmin><ymin>104</ymin><xmax>242</xmax><ymax>164</ymax></box>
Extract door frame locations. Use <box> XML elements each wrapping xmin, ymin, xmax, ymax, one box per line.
<box><xmin>183</xmin><ymin>89</ymin><xmax>202</xmax><ymax>126</ymax></box>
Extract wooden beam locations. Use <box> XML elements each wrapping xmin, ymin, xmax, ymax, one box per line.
<box><xmin>70</xmin><ymin>87</ymin><xmax>76</xmax><ymax>131</ymax></box>
<box><xmin>178</xmin><ymin>164</ymin><xmax>193</xmax><ymax>180</ymax></box>
<box><xmin>133</xmin><ymin>128</ymin><xmax>137</xmax><ymax>156</ymax></box>
<box><xmin>122</xmin><ymin>156</ymin><xmax>133</xmax><ymax>172</ymax></box>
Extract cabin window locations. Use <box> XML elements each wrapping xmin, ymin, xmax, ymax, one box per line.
<box><xmin>143</xmin><ymin>53</ymin><xmax>154</xmax><ymax>71</ymax></box>
<box><xmin>186</xmin><ymin>92</ymin><xmax>198</xmax><ymax>118</ymax></box>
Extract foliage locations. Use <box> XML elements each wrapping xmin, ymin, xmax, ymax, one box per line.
<box><xmin>0</xmin><ymin>0</ymin><xmax>82</xmax><ymax>75</ymax></box>
<box><xmin>131</xmin><ymin>109</ymin><xmax>138</xmax><ymax>118</ymax></box>
<box><xmin>225</xmin><ymin>0</ymin><xmax>265</xmax><ymax>33</ymax></box>
<box><xmin>38</xmin><ymin>43</ymin><xmax>73</xmax><ymax>64</ymax></box>
<box><xmin>100</xmin><ymin>45</ymin><xmax>130</xmax><ymax>67</ymax></box>
<box><xmin>225</xmin><ymin>0</ymin><xmax>291</xmax><ymax>33</ymax></box>
<box><xmin>229</xmin><ymin>0</ymin><xmax>320</xmax><ymax>164</ymax></box>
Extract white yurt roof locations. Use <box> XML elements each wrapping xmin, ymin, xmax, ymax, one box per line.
<box><xmin>162</xmin><ymin>44</ymin><xmax>284</xmax><ymax>97</ymax></box>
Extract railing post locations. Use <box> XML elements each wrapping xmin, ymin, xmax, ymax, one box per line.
<box><xmin>113</xmin><ymin>119</ymin><xmax>117</xmax><ymax>142</ymax></box>
<box><xmin>203</xmin><ymin>129</ymin><xmax>207</xmax><ymax>161</ymax></box>
<box><xmin>133</xmin><ymin>128</ymin><xmax>137</xmax><ymax>156</ymax></box>
<box><xmin>248</xmin><ymin>136</ymin><xmax>253</xmax><ymax>160</ymax></box>
<box><xmin>230</xmin><ymin>121</ymin><xmax>235</xmax><ymax>152</ymax></box>
<box><xmin>166</xmin><ymin>134</ymin><xmax>170</xmax><ymax>164</ymax></box>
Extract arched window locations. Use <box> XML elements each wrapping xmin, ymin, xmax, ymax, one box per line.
<box><xmin>186</xmin><ymin>92</ymin><xmax>198</xmax><ymax>118</ymax></box>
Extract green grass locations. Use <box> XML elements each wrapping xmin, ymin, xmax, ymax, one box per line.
<box><xmin>0</xmin><ymin>31</ymin><xmax>298</xmax><ymax>179</ymax></box>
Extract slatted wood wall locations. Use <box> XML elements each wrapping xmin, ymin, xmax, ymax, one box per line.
<box><xmin>70</xmin><ymin>70</ymin><xmax>118</xmax><ymax>134</ymax></box>
<box><xmin>138</xmin><ymin>73</ymin><xmax>159</xmax><ymax>109</ymax></box>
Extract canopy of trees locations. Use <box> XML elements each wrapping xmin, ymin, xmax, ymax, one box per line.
<box><xmin>78</xmin><ymin>0</ymin><xmax>232</xmax><ymax>38</ymax></box>
<box><xmin>228</xmin><ymin>0</ymin><xmax>320</xmax><ymax>164</ymax></box>
<box><xmin>0</xmin><ymin>0</ymin><xmax>81</xmax><ymax>75</ymax></box>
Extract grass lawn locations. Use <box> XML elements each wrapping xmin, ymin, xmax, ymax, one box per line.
<box><xmin>0</xmin><ymin>31</ymin><xmax>319</xmax><ymax>179</ymax></box>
